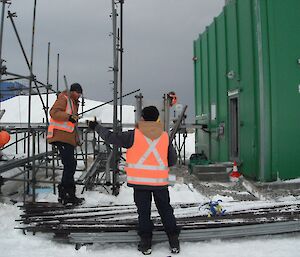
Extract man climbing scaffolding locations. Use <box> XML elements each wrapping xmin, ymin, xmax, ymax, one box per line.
<box><xmin>88</xmin><ymin>105</ymin><xmax>180</xmax><ymax>255</ymax></box>
<box><xmin>47</xmin><ymin>83</ymin><xmax>84</xmax><ymax>205</ymax></box>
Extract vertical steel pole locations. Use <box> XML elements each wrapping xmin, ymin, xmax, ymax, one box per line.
<box><xmin>46</xmin><ymin>42</ymin><xmax>50</xmax><ymax>177</ymax></box>
<box><xmin>52</xmin><ymin>146</ymin><xmax>56</xmax><ymax>194</ymax></box>
<box><xmin>163</xmin><ymin>94</ymin><xmax>170</xmax><ymax>133</ymax></box>
<box><xmin>111</xmin><ymin>0</ymin><xmax>119</xmax><ymax>195</ymax></box>
<box><xmin>56</xmin><ymin>53</ymin><xmax>59</xmax><ymax>94</ymax></box>
<box><xmin>117</xmin><ymin>28</ymin><xmax>121</xmax><ymax>122</ymax></box>
<box><xmin>32</xmin><ymin>131</ymin><xmax>36</xmax><ymax>202</ymax></box>
<box><xmin>23</xmin><ymin>165</ymin><xmax>26</xmax><ymax>202</ymax></box>
<box><xmin>183</xmin><ymin>137</ymin><xmax>186</xmax><ymax>165</ymax></box>
<box><xmin>119</xmin><ymin>0</ymin><xmax>124</xmax><ymax>127</ymax></box>
<box><xmin>0</xmin><ymin>0</ymin><xmax>5</xmax><ymax>109</ymax></box>
<box><xmin>81</xmin><ymin>95</ymin><xmax>84</xmax><ymax>118</ymax></box>
<box><xmin>23</xmin><ymin>132</ymin><xmax>26</xmax><ymax>153</ymax></box>
<box><xmin>112</xmin><ymin>0</ymin><xmax>118</xmax><ymax>123</ymax></box>
<box><xmin>46</xmin><ymin>42</ymin><xmax>50</xmax><ymax>122</ymax></box>
<box><xmin>0</xmin><ymin>0</ymin><xmax>7</xmax><ymax>80</ymax></box>
<box><xmin>37</xmin><ymin>130</ymin><xmax>40</xmax><ymax>153</ymax></box>
<box><xmin>84</xmin><ymin>130</ymin><xmax>88</xmax><ymax>171</ymax></box>
<box><xmin>27</xmin><ymin>0</ymin><xmax>37</xmax><ymax>173</ymax></box>
<box><xmin>16</xmin><ymin>132</ymin><xmax>18</xmax><ymax>154</ymax></box>
<box><xmin>93</xmin><ymin>131</ymin><xmax>96</xmax><ymax>159</ymax></box>
<box><xmin>135</xmin><ymin>93</ymin><xmax>143</xmax><ymax>123</ymax></box>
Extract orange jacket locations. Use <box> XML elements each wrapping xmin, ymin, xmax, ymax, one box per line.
<box><xmin>125</xmin><ymin>128</ymin><xmax>169</xmax><ymax>186</ymax></box>
<box><xmin>47</xmin><ymin>94</ymin><xmax>75</xmax><ymax>141</ymax></box>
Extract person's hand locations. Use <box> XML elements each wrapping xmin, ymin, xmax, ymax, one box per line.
<box><xmin>87</xmin><ymin>119</ymin><xmax>99</xmax><ymax>130</ymax></box>
<box><xmin>68</xmin><ymin>114</ymin><xmax>78</xmax><ymax>123</ymax></box>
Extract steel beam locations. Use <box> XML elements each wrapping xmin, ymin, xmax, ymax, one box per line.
<box><xmin>69</xmin><ymin>220</ymin><xmax>300</xmax><ymax>244</ymax></box>
<box><xmin>0</xmin><ymin>151</ymin><xmax>52</xmax><ymax>173</ymax></box>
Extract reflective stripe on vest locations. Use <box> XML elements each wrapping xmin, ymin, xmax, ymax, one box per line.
<box><xmin>47</xmin><ymin>95</ymin><xmax>75</xmax><ymax>138</ymax></box>
<box><xmin>125</xmin><ymin>129</ymin><xmax>169</xmax><ymax>186</ymax></box>
<box><xmin>126</xmin><ymin>176</ymin><xmax>169</xmax><ymax>184</ymax></box>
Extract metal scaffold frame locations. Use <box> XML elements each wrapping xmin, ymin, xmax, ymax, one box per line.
<box><xmin>0</xmin><ymin>0</ymin><xmax>130</xmax><ymax>200</ymax></box>
<box><xmin>0</xmin><ymin>0</ymin><xmax>194</xmax><ymax>202</ymax></box>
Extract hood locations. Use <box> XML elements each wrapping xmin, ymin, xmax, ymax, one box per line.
<box><xmin>137</xmin><ymin>121</ymin><xmax>164</xmax><ymax>140</ymax></box>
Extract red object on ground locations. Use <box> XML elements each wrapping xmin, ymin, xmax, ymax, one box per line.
<box><xmin>229</xmin><ymin>161</ymin><xmax>241</xmax><ymax>181</ymax></box>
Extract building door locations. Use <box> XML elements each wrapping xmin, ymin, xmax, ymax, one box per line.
<box><xmin>229</xmin><ymin>96</ymin><xmax>239</xmax><ymax>160</ymax></box>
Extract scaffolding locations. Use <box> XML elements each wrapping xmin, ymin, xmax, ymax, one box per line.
<box><xmin>0</xmin><ymin>0</ymin><xmax>128</xmax><ymax>200</ymax></box>
<box><xmin>0</xmin><ymin>0</ymin><xmax>194</xmax><ymax>203</ymax></box>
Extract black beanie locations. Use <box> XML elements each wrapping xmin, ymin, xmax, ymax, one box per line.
<box><xmin>141</xmin><ymin>106</ymin><xmax>159</xmax><ymax>121</ymax></box>
<box><xmin>70</xmin><ymin>83</ymin><xmax>82</xmax><ymax>93</ymax></box>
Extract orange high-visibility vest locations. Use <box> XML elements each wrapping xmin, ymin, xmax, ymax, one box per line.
<box><xmin>47</xmin><ymin>95</ymin><xmax>75</xmax><ymax>139</ymax></box>
<box><xmin>125</xmin><ymin>129</ymin><xmax>169</xmax><ymax>186</ymax></box>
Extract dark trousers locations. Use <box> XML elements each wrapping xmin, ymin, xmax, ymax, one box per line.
<box><xmin>133</xmin><ymin>188</ymin><xmax>178</xmax><ymax>237</ymax></box>
<box><xmin>55</xmin><ymin>142</ymin><xmax>77</xmax><ymax>187</ymax></box>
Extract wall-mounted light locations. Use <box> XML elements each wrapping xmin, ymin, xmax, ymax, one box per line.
<box><xmin>227</xmin><ymin>70</ymin><xmax>235</xmax><ymax>79</ymax></box>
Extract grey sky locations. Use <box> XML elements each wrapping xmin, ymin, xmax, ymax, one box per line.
<box><xmin>2</xmin><ymin>0</ymin><xmax>224</xmax><ymax>121</ymax></box>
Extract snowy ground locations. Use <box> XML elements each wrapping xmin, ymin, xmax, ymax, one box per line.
<box><xmin>1</xmin><ymin>182</ymin><xmax>300</xmax><ymax>257</ymax></box>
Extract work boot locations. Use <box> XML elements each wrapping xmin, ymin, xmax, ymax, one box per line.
<box><xmin>57</xmin><ymin>184</ymin><xmax>66</xmax><ymax>204</ymax></box>
<box><xmin>167</xmin><ymin>233</ymin><xmax>180</xmax><ymax>254</ymax></box>
<box><xmin>138</xmin><ymin>234</ymin><xmax>152</xmax><ymax>255</ymax></box>
<box><xmin>58</xmin><ymin>184</ymin><xmax>84</xmax><ymax>205</ymax></box>
<box><xmin>65</xmin><ymin>184</ymin><xmax>84</xmax><ymax>205</ymax></box>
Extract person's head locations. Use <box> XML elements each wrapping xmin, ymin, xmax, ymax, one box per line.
<box><xmin>70</xmin><ymin>83</ymin><xmax>82</xmax><ymax>100</ymax></box>
<box><xmin>141</xmin><ymin>106</ymin><xmax>159</xmax><ymax>121</ymax></box>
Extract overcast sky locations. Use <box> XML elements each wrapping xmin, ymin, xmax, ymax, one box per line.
<box><xmin>2</xmin><ymin>0</ymin><xmax>224</xmax><ymax>121</ymax></box>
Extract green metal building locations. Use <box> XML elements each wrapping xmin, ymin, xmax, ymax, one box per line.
<box><xmin>193</xmin><ymin>0</ymin><xmax>300</xmax><ymax>181</ymax></box>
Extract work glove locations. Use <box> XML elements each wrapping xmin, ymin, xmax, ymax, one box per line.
<box><xmin>68</xmin><ymin>114</ymin><xmax>78</xmax><ymax>123</ymax></box>
<box><xmin>87</xmin><ymin>119</ymin><xmax>99</xmax><ymax>130</ymax></box>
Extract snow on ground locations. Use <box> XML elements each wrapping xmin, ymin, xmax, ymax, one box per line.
<box><xmin>1</xmin><ymin>184</ymin><xmax>300</xmax><ymax>257</ymax></box>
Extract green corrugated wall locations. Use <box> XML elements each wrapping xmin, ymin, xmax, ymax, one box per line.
<box><xmin>194</xmin><ymin>0</ymin><xmax>300</xmax><ymax>181</ymax></box>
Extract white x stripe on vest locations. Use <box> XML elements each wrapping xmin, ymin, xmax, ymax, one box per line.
<box><xmin>48</xmin><ymin>121</ymin><xmax>74</xmax><ymax>131</ymax></box>
<box><xmin>127</xmin><ymin>136</ymin><xmax>168</xmax><ymax>170</ymax></box>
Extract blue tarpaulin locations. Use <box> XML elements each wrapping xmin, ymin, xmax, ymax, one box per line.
<box><xmin>0</xmin><ymin>82</ymin><xmax>27</xmax><ymax>102</ymax></box>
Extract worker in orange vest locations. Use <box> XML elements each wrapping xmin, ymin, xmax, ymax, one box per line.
<box><xmin>88</xmin><ymin>106</ymin><xmax>180</xmax><ymax>255</ymax></box>
<box><xmin>47</xmin><ymin>83</ymin><xmax>84</xmax><ymax>205</ymax></box>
